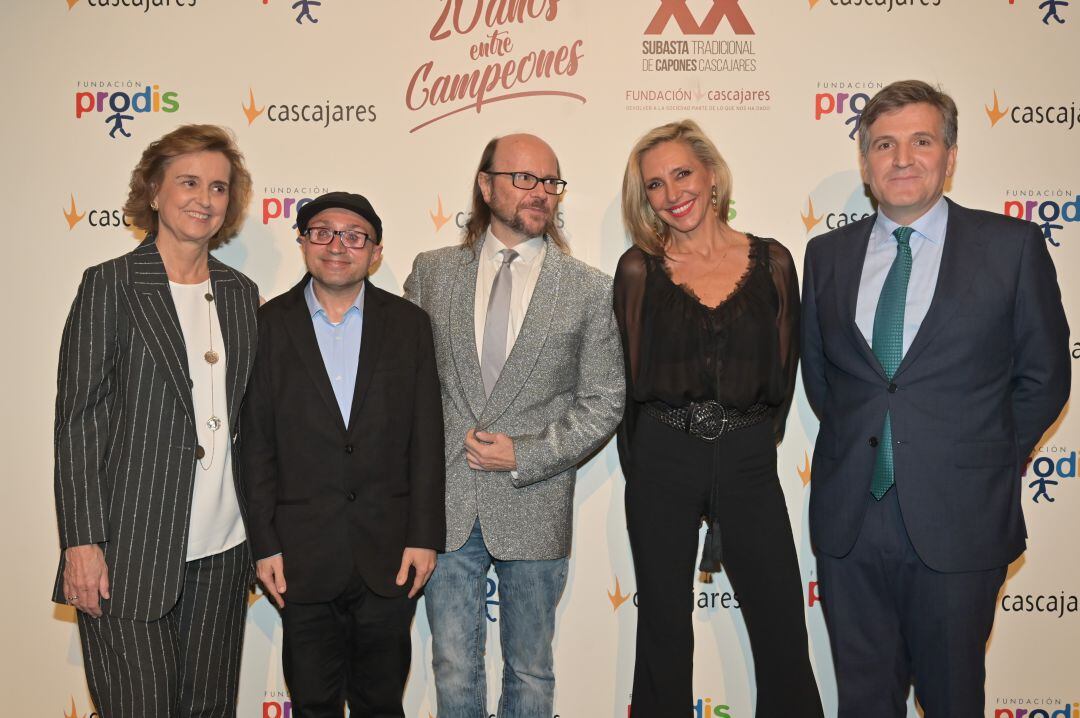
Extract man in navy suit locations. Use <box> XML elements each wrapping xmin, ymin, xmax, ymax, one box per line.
<box><xmin>801</xmin><ymin>80</ymin><xmax>1070</xmax><ymax>717</ymax></box>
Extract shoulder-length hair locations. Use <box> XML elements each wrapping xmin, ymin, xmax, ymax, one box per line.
<box><xmin>123</xmin><ymin>124</ymin><xmax>253</xmax><ymax>247</ymax></box>
<box><xmin>462</xmin><ymin>136</ymin><xmax>568</xmax><ymax>254</ymax></box>
<box><xmin>621</xmin><ymin>119</ymin><xmax>733</xmax><ymax>257</ymax></box>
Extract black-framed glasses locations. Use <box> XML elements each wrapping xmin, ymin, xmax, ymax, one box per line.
<box><xmin>484</xmin><ymin>171</ymin><xmax>567</xmax><ymax>196</ymax></box>
<box><xmin>299</xmin><ymin>227</ymin><xmax>375</xmax><ymax>249</ymax></box>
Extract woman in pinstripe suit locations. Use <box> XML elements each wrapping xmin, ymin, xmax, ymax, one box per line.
<box><xmin>53</xmin><ymin>124</ymin><xmax>260</xmax><ymax>718</ymax></box>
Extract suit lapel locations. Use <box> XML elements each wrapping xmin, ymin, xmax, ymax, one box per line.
<box><xmin>208</xmin><ymin>258</ymin><xmax>250</xmax><ymax>429</ymax></box>
<box><xmin>834</xmin><ymin>219</ymin><xmax>885</xmax><ymax>378</ymax></box>
<box><xmin>894</xmin><ymin>199</ymin><xmax>985</xmax><ymax>377</ymax></box>
<box><xmin>282</xmin><ymin>275</ymin><xmax>347</xmax><ymax>433</ymax></box>
<box><xmin>478</xmin><ymin>239</ymin><xmax>561</xmax><ymax>428</ymax></box>
<box><xmin>121</xmin><ymin>238</ymin><xmax>196</xmax><ymax>425</ymax></box>
<box><xmin>346</xmin><ymin>281</ymin><xmax>386</xmax><ymax>433</ymax></box>
<box><xmin>448</xmin><ymin>244</ymin><xmax>487</xmax><ymax>422</ymax></box>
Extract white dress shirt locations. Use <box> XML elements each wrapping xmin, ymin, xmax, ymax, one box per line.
<box><xmin>170</xmin><ymin>281</ymin><xmax>246</xmax><ymax>561</ymax></box>
<box><xmin>473</xmin><ymin>230</ymin><xmax>547</xmax><ymax>362</ymax></box>
<box><xmin>855</xmin><ymin>196</ymin><xmax>949</xmax><ymax>355</ymax></box>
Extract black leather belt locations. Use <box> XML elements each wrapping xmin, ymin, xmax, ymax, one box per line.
<box><xmin>643</xmin><ymin>400</ymin><xmax>772</xmax><ymax>441</ymax></box>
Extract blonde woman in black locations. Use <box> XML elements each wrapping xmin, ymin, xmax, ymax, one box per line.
<box><xmin>614</xmin><ymin>119</ymin><xmax>823</xmax><ymax>717</ymax></box>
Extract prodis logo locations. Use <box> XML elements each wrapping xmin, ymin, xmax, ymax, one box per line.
<box><xmin>1007</xmin><ymin>0</ymin><xmax>1070</xmax><ymax>26</ymax></box>
<box><xmin>262</xmin><ymin>690</ymin><xmax>291</xmax><ymax>718</ymax></box>
<box><xmin>813</xmin><ymin>81</ymin><xmax>883</xmax><ymax>140</ymax></box>
<box><xmin>626</xmin><ymin>696</ymin><xmax>735</xmax><ymax>717</ymax></box>
<box><xmin>74</xmin><ymin>81</ymin><xmax>180</xmax><ymax>139</ymax></box>
<box><xmin>242</xmin><ymin>88</ymin><xmax>376</xmax><ymax>128</ymax></box>
<box><xmin>986</xmin><ymin>90</ymin><xmax>1080</xmax><ymax>130</ymax></box>
<box><xmin>994</xmin><ymin>699</ymin><xmax>1080</xmax><ymax>718</ymax></box>
<box><xmin>808</xmin><ymin>0</ymin><xmax>941</xmax><ymax>10</ymax></box>
<box><xmin>427</xmin><ymin>195</ymin><xmax>567</xmax><ymax>234</ymax></box>
<box><xmin>260</xmin><ymin>186</ymin><xmax>331</xmax><ymax>230</ymax></box>
<box><xmin>67</xmin><ymin>0</ymin><xmax>197</xmax><ymax>14</ymax></box>
<box><xmin>1002</xmin><ymin>189</ymin><xmax>1078</xmax><ymax>247</ymax></box>
<box><xmin>64</xmin><ymin>194</ymin><xmax>140</xmax><ymax>233</ymax></box>
<box><xmin>1023</xmin><ymin>446</ymin><xmax>1076</xmax><ymax>504</ymax></box>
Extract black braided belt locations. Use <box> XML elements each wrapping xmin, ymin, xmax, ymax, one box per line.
<box><xmin>643</xmin><ymin>400</ymin><xmax>772</xmax><ymax>442</ymax></box>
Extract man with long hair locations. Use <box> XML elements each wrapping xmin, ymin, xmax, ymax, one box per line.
<box><xmin>404</xmin><ymin>133</ymin><xmax>623</xmax><ymax>717</ymax></box>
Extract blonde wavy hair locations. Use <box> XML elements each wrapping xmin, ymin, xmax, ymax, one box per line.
<box><xmin>621</xmin><ymin>119</ymin><xmax>733</xmax><ymax>256</ymax></box>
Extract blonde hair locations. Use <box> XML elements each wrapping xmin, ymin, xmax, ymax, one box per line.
<box><xmin>621</xmin><ymin>119</ymin><xmax>733</xmax><ymax>257</ymax></box>
<box><xmin>124</xmin><ymin>124</ymin><xmax>253</xmax><ymax>248</ymax></box>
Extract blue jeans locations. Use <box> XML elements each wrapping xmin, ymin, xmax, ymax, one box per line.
<box><xmin>424</xmin><ymin>518</ymin><xmax>568</xmax><ymax>718</ymax></box>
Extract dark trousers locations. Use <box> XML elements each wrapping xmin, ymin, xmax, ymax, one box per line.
<box><xmin>77</xmin><ymin>542</ymin><xmax>250</xmax><ymax>718</ymax></box>
<box><xmin>281</xmin><ymin>567</ymin><xmax>417</xmax><ymax>718</ymax></box>
<box><xmin>817</xmin><ymin>487</ymin><xmax>1006</xmax><ymax>718</ymax></box>
<box><xmin>625</xmin><ymin>414</ymin><xmax>823</xmax><ymax>718</ymax></box>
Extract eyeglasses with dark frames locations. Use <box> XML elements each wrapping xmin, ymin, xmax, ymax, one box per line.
<box><xmin>484</xmin><ymin>171</ymin><xmax>567</xmax><ymax>196</ymax></box>
<box><xmin>299</xmin><ymin>227</ymin><xmax>376</xmax><ymax>249</ymax></box>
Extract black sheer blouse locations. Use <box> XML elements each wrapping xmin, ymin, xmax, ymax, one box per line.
<box><xmin>613</xmin><ymin>235</ymin><xmax>800</xmax><ymax>477</ymax></box>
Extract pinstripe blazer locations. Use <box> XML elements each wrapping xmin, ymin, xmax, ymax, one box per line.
<box><xmin>403</xmin><ymin>237</ymin><xmax>625</xmax><ymax>560</ymax></box>
<box><xmin>52</xmin><ymin>236</ymin><xmax>259</xmax><ymax>621</ymax></box>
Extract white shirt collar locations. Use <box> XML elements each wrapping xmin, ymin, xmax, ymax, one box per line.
<box><xmin>873</xmin><ymin>195</ymin><xmax>949</xmax><ymax>247</ymax></box>
<box><xmin>482</xmin><ymin>229</ymin><xmax>545</xmax><ymax>264</ymax></box>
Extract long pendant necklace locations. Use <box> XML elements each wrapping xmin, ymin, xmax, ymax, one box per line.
<box><xmin>200</xmin><ymin>277</ymin><xmax>221</xmax><ymax>470</ymax></box>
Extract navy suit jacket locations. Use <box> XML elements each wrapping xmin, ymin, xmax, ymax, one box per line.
<box><xmin>801</xmin><ymin>198</ymin><xmax>1070</xmax><ymax>573</ymax></box>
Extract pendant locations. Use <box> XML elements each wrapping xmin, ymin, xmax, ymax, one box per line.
<box><xmin>206</xmin><ymin>415</ymin><xmax>222</xmax><ymax>432</ymax></box>
<box><xmin>204</xmin><ymin>350</ymin><xmax>219</xmax><ymax>365</ymax></box>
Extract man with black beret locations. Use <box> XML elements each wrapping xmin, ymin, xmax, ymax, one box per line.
<box><xmin>241</xmin><ymin>191</ymin><xmax>446</xmax><ymax>717</ymax></box>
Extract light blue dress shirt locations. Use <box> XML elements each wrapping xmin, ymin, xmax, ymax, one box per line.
<box><xmin>855</xmin><ymin>196</ymin><xmax>949</xmax><ymax>355</ymax></box>
<box><xmin>304</xmin><ymin>278</ymin><xmax>364</xmax><ymax>425</ymax></box>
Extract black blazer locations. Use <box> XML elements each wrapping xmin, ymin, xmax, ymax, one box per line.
<box><xmin>802</xmin><ymin>199</ymin><xmax>1070</xmax><ymax>573</ymax></box>
<box><xmin>240</xmin><ymin>275</ymin><xmax>445</xmax><ymax>602</ymax></box>
<box><xmin>52</xmin><ymin>236</ymin><xmax>259</xmax><ymax>620</ymax></box>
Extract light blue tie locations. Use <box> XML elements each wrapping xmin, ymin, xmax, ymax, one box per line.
<box><xmin>870</xmin><ymin>226</ymin><xmax>913</xmax><ymax>500</ymax></box>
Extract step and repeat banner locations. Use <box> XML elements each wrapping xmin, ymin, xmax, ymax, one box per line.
<box><xmin>2</xmin><ymin>1</ymin><xmax>1076</xmax><ymax>716</ymax></box>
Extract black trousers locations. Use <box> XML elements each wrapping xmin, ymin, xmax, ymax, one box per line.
<box><xmin>625</xmin><ymin>414</ymin><xmax>823</xmax><ymax>718</ymax></box>
<box><xmin>817</xmin><ymin>488</ymin><xmax>1006</xmax><ymax>718</ymax></box>
<box><xmin>281</xmin><ymin>567</ymin><xmax>417</xmax><ymax>718</ymax></box>
<box><xmin>77</xmin><ymin>542</ymin><xmax>250</xmax><ymax>718</ymax></box>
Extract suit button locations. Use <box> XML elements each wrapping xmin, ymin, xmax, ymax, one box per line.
<box><xmin>346</xmin><ymin>491</ymin><xmax>357</xmax><ymax>502</ymax></box>
<box><xmin>195</xmin><ymin>445</ymin><xmax>206</xmax><ymax>459</ymax></box>
<box><xmin>344</xmin><ymin>444</ymin><xmax>354</xmax><ymax>454</ymax></box>
<box><xmin>887</xmin><ymin>383</ymin><xmax>898</xmax><ymax>393</ymax></box>
<box><xmin>869</xmin><ymin>436</ymin><xmax>879</xmax><ymax>448</ymax></box>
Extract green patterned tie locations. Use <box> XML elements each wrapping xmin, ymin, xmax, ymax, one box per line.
<box><xmin>869</xmin><ymin>226</ymin><xmax>913</xmax><ymax>500</ymax></box>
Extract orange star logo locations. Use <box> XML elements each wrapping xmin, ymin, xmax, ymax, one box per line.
<box><xmin>64</xmin><ymin>194</ymin><xmax>86</xmax><ymax>230</ymax></box>
<box><xmin>242</xmin><ymin>88</ymin><xmax>265</xmax><ymax>126</ymax></box>
<box><xmin>801</xmin><ymin>196</ymin><xmax>823</xmax><ymax>234</ymax></box>
<box><xmin>798</xmin><ymin>450</ymin><xmax>811</xmax><ymax>486</ymax></box>
<box><xmin>808</xmin><ymin>0</ymin><xmax>821</xmax><ymax>7</ymax></box>
<box><xmin>985</xmin><ymin>90</ymin><xmax>1009</xmax><ymax>128</ymax></box>
<box><xmin>608</xmin><ymin>576</ymin><xmax>632</xmax><ymax>612</ymax></box>
<box><xmin>429</xmin><ymin>195</ymin><xmax>451</xmax><ymax>232</ymax></box>
<box><xmin>66</xmin><ymin>0</ymin><xmax>80</xmax><ymax>9</ymax></box>
<box><xmin>247</xmin><ymin>588</ymin><xmax>265</xmax><ymax>607</ymax></box>
<box><xmin>64</xmin><ymin>696</ymin><xmax>87</xmax><ymax>718</ymax></box>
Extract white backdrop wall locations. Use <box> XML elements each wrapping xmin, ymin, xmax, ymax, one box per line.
<box><xmin>3</xmin><ymin>2</ymin><xmax>1077</xmax><ymax>716</ymax></box>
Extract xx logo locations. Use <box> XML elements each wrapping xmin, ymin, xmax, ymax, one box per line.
<box><xmin>645</xmin><ymin>0</ymin><xmax>754</xmax><ymax>35</ymax></box>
